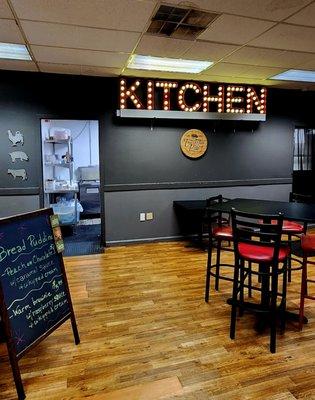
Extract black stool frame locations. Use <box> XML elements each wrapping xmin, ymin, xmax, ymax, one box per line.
<box><xmin>230</xmin><ymin>209</ymin><xmax>288</xmax><ymax>353</ymax></box>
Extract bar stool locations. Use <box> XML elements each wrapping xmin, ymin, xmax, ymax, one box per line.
<box><xmin>204</xmin><ymin>195</ymin><xmax>235</xmax><ymax>302</ymax></box>
<box><xmin>230</xmin><ymin>209</ymin><xmax>289</xmax><ymax>353</ymax></box>
<box><xmin>299</xmin><ymin>233</ymin><xmax>315</xmax><ymax>330</ymax></box>
<box><xmin>263</xmin><ymin>193</ymin><xmax>309</xmax><ymax>282</ymax></box>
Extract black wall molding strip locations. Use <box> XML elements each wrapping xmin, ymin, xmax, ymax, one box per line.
<box><xmin>104</xmin><ymin>178</ymin><xmax>292</xmax><ymax>192</ymax></box>
<box><xmin>0</xmin><ymin>188</ymin><xmax>40</xmax><ymax>196</ymax></box>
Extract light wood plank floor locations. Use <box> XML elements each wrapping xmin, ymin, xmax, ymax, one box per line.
<box><xmin>1</xmin><ymin>241</ymin><xmax>315</xmax><ymax>399</ymax></box>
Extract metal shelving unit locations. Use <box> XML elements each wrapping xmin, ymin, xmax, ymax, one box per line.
<box><xmin>42</xmin><ymin>137</ymin><xmax>79</xmax><ymax>227</ymax></box>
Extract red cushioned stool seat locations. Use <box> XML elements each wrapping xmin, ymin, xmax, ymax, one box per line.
<box><xmin>301</xmin><ymin>234</ymin><xmax>315</xmax><ymax>253</ymax></box>
<box><xmin>213</xmin><ymin>225</ymin><xmax>233</xmax><ymax>240</ymax></box>
<box><xmin>299</xmin><ymin>233</ymin><xmax>315</xmax><ymax>330</ymax></box>
<box><xmin>238</xmin><ymin>243</ymin><xmax>290</xmax><ymax>263</ymax></box>
<box><xmin>261</xmin><ymin>219</ymin><xmax>304</xmax><ymax>234</ymax></box>
<box><xmin>282</xmin><ymin>220</ymin><xmax>304</xmax><ymax>233</ymax></box>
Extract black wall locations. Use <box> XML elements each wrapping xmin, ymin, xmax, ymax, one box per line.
<box><xmin>0</xmin><ymin>70</ymin><xmax>314</xmax><ymax>242</ymax></box>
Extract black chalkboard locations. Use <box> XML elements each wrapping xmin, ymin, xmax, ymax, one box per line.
<box><xmin>0</xmin><ymin>208</ymin><xmax>79</xmax><ymax>399</ymax></box>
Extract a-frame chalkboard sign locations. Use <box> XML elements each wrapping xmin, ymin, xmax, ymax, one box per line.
<box><xmin>0</xmin><ymin>208</ymin><xmax>80</xmax><ymax>399</ymax></box>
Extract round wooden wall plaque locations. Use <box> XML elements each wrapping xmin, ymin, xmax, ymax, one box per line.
<box><xmin>180</xmin><ymin>129</ymin><xmax>208</xmax><ymax>159</ymax></box>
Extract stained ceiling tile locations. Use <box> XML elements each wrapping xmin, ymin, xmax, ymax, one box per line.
<box><xmin>21</xmin><ymin>21</ymin><xmax>140</xmax><ymax>53</ymax></box>
<box><xmin>11</xmin><ymin>0</ymin><xmax>156</xmax><ymax>32</ymax></box>
<box><xmin>223</xmin><ymin>46</ymin><xmax>315</xmax><ymax>68</ymax></box>
<box><xmin>0</xmin><ymin>0</ymin><xmax>14</xmax><ymax>18</ymax></box>
<box><xmin>249</xmin><ymin>23</ymin><xmax>315</xmax><ymax>52</ymax></box>
<box><xmin>199</xmin><ymin>14</ymin><xmax>275</xmax><ymax>45</ymax></box>
<box><xmin>135</xmin><ymin>35</ymin><xmax>193</xmax><ymax>58</ymax></box>
<box><xmin>183</xmin><ymin>41</ymin><xmax>238</xmax><ymax>61</ymax></box>
<box><xmin>0</xmin><ymin>59</ymin><xmax>37</xmax><ymax>72</ymax></box>
<box><xmin>167</xmin><ymin>0</ymin><xmax>311</xmax><ymax>21</ymax></box>
<box><xmin>0</xmin><ymin>19</ymin><xmax>25</xmax><ymax>44</ymax></box>
<box><xmin>285</xmin><ymin>2</ymin><xmax>315</xmax><ymax>27</ymax></box>
<box><xmin>31</xmin><ymin>46</ymin><xmax>130</xmax><ymax>68</ymax></box>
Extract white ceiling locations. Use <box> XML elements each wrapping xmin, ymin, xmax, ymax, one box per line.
<box><xmin>0</xmin><ymin>0</ymin><xmax>314</xmax><ymax>89</ymax></box>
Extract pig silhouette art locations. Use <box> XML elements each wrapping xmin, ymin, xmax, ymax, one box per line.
<box><xmin>7</xmin><ymin>169</ymin><xmax>27</xmax><ymax>180</ymax></box>
<box><xmin>9</xmin><ymin>151</ymin><xmax>29</xmax><ymax>162</ymax></box>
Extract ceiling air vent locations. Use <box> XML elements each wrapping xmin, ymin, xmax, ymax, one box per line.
<box><xmin>147</xmin><ymin>4</ymin><xmax>220</xmax><ymax>39</ymax></box>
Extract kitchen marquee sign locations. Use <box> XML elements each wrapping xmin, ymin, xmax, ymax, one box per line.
<box><xmin>118</xmin><ymin>78</ymin><xmax>267</xmax><ymax>121</ymax></box>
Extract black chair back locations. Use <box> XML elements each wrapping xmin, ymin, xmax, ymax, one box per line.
<box><xmin>205</xmin><ymin>195</ymin><xmax>229</xmax><ymax>234</ymax></box>
<box><xmin>231</xmin><ymin>208</ymin><xmax>284</xmax><ymax>264</ymax></box>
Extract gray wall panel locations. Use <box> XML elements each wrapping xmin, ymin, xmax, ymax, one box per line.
<box><xmin>104</xmin><ymin>184</ymin><xmax>291</xmax><ymax>243</ymax></box>
<box><xmin>0</xmin><ymin>195</ymin><xmax>40</xmax><ymax>218</ymax></box>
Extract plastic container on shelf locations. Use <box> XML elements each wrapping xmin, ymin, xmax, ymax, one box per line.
<box><xmin>51</xmin><ymin>199</ymin><xmax>83</xmax><ymax>225</ymax></box>
<box><xmin>49</xmin><ymin>127</ymin><xmax>71</xmax><ymax>140</ymax></box>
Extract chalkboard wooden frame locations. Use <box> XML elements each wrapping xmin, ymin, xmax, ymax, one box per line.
<box><xmin>0</xmin><ymin>208</ymin><xmax>80</xmax><ymax>400</ymax></box>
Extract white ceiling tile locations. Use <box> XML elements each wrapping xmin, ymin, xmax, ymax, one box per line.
<box><xmin>0</xmin><ymin>59</ymin><xmax>37</xmax><ymax>71</ymax></box>
<box><xmin>237</xmin><ymin>65</ymin><xmax>286</xmax><ymax>79</ymax></box>
<box><xmin>38</xmin><ymin>63</ymin><xmax>121</xmax><ymax>76</ymax></box>
<box><xmin>38</xmin><ymin>62</ymin><xmax>82</xmax><ymax>74</ymax></box>
<box><xmin>0</xmin><ymin>0</ymin><xmax>14</xmax><ymax>18</ymax></box>
<box><xmin>167</xmin><ymin>0</ymin><xmax>311</xmax><ymax>21</ymax></box>
<box><xmin>202</xmin><ymin>62</ymin><xmax>285</xmax><ymax>80</ymax></box>
<box><xmin>285</xmin><ymin>2</ymin><xmax>315</xmax><ymax>27</ymax></box>
<box><xmin>183</xmin><ymin>41</ymin><xmax>238</xmax><ymax>61</ymax></box>
<box><xmin>0</xmin><ymin>19</ymin><xmax>24</xmax><ymax>43</ymax></box>
<box><xmin>199</xmin><ymin>15</ymin><xmax>275</xmax><ymax>45</ymax></box>
<box><xmin>21</xmin><ymin>21</ymin><xmax>140</xmax><ymax>53</ymax></box>
<box><xmin>81</xmin><ymin>65</ymin><xmax>121</xmax><ymax>76</ymax></box>
<box><xmin>295</xmin><ymin>58</ymin><xmax>315</xmax><ymax>70</ymax></box>
<box><xmin>31</xmin><ymin>46</ymin><xmax>130</xmax><ymax>68</ymax></box>
<box><xmin>135</xmin><ymin>35</ymin><xmax>192</xmax><ymax>58</ymax></box>
<box><xmin>11</xmin><ymin>0</ymin><xmax>155</xmax><ymax>31</ymax></box>
<box><xmin>223</xmin><ymin>47</ymin><xmax>314</xmax><ymax>68</ymax></box>
<box><xmin>249</xmin><ymin>23</ymin><xmax>315</xmax><ymax>52</ymax></box>
<box><xmin>202</xmin><ymin>62</ymin><xmax>252</xmax><ymax>77</ymax></box>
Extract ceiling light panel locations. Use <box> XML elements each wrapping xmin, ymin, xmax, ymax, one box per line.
<box><xmin>0</xmin><ymin>42</ymin><xmax>31</xmax><ymax>60</ymax></box>
<box><xmin>127</xmin><ymin>55</ymin><xmax>213</xmax><ymax>73</ymax></box>
<box><xmin>269</xmin><ymin>69</ymin><xmax>315</xmax><ymax>83</ymax></box>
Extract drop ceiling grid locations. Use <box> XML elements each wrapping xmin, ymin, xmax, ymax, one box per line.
<box><xmin>0</xmin><ymin>0</ymin><xmax>312</xmax><ymax>88</ymax></box>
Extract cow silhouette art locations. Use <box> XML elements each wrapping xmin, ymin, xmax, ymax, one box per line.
<box><xmin>9</xmin><ymin>151</ymin><xmax>29</xmax><ymax>162</ymax></box>
<box><xmin>7</xmin><ymin>169</ymin><xmax>27</xmax><ymax>180</ymax></box>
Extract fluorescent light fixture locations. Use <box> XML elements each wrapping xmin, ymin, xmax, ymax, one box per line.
<box><xmin>269</xmin><ymin>69</ymin><xmax>315</xmax><ymax>83</ymax></box>
<box><xmin>0</xmin><ymin>42</ymin><xmax>31</xmax><ymax>61</ymax></box>
<box><xmin>127</xmin><ymin>55</ymin><xmax>213</xmax><ymax>74</ymax></box>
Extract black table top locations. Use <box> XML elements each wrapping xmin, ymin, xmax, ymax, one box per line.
<box><xmin>174</xmin><ymin>198</ymin><xmax>315</xmax><ymax>222</ymax></box>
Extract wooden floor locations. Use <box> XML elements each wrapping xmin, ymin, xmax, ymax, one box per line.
<box><xmin>1</xmin><ymin>241</ymin><xmax>315</xmax><ymax>399</ymax></box>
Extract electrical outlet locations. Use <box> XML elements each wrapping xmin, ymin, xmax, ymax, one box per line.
<box><xmin>146</xmin><ymin>212</ymin><xmax>153</xmax><ymax>220</ymax></box>
<box><xmin>140</xmin><ymin>212</ymin><xmax>146</xmax><ymax>222</ymax></box>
